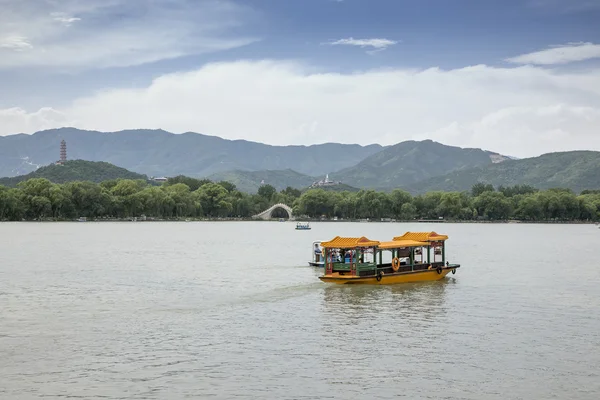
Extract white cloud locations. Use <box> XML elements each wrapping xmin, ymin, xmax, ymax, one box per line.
<box><xmin>51</xmin><ymin>12</ymin><xmax>81</xmax><ymax>27</ymax></box>
<box><xmin>0</xmin><ymin>0</ymin><xmax>258</xmax><ymax>69</ymax></box>
<box><xmin>325</xmin><ymin>37</ymin><xmax>398</xmax><ymax>52</ymax></box>
<box><xmin>0</xmin><ymin>107</ymin><xmax>73</xmax><ymax>134</ymax></box>
<box><xmin>1</xmin><ymin>61</ymin><xmax>600</xmax><ymax>158</ymax></box>
<box><xmin>0</xmin><ymin>34</ymin><xmax>32</xmax><ymax>51</ymax></box>
<box><xmin>506</xmin><ymin>42</ymin><xmax>600</xmax><ymax>65</ymax></box>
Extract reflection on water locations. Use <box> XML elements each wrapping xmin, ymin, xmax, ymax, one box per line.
<box><xmin>1</xmin><ymin>222</ymin><xmax>600</xmax><ymax>399</ymax></box>
<box><xmin>323</xmin><ymin>279</ymin><xmax>450</xmax><ymax>315</ymax></box>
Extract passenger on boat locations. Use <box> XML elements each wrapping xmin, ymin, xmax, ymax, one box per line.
<box><xmin>344</xmin><ymin>250</ymin><xmax>357</xmax><ymax>263</ymax></box>
<box><xmin>314</xmin><ymin>243</ymin><xmax>322</xmax><ymax>262</ymax></box>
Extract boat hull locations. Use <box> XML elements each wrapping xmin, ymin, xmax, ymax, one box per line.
<box><xmin>319</xmin><ymin>265</ymin><xmax>459</xmax><ymax>285</ymax></box>
<box><xmin>309</xmin><ymin>261</ymin><xmax>324</xmax><ymax>267</ymax></box>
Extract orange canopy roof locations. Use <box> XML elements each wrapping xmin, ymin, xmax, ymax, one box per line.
<box><xmin>393</xmin><ymin>231</ymin><xmax>449</xmax><ymax>242</ymax></box>
<box><xmin>320</xmin><ymin>236</ymin><xmax>380</xmax><ymax>249</ymax></box>
<box><xmin>378</xmin><ymin>239</ymin><xmax>429</xmax><ymax>249</ymax></box>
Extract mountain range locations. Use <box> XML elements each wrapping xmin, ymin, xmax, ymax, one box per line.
<box><xmin>1</xmin><ymin>128</ymin><xmax>599</xmax><ymax>193</ymax></box>
<box><xmin>0</xmin><ymin>128</ymin><xmax>382</xmax><ymax>178</ymax></box>
<box><xmin>329</xmin><ymin>140</ymin><xmax>510</xmax><ymax>190</ymax></box>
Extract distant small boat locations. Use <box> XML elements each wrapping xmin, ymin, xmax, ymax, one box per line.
<box><xmin>295</xmin><ymin>222</ymin><xmax>311</xmax><ymax>230</ymax></box>
<box><xmin>77</xmin><ymin>217</ymin><xmax>87</xmax><ymax>222</ymax></box>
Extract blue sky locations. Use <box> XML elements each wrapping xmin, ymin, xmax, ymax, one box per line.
<box><xmin>1</xmin><ymin>0</ymin><xmax>600</xmax><ymax>157</ymax></box>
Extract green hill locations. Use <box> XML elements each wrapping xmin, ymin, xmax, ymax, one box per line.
<box><xmin>329</xmin><ymin>140</ymin><xmax>508</xmax><ymax>190</ymax></box>
<box><xmin>404</xmin><ymin>151</ymin><xmax>600</xmax><ymax>194</ymax></box>
<box><xmin>208</xmin><ymin>169</ymin><xmax>317</xmax><ymax>193</ymax></box>
<box><xmin>0</xmin><ymin>160</ymin><xmax>148</xmax><ymax>187</ymax></box>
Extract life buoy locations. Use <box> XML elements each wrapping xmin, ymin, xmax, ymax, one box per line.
<box><xmin>436</xmin><ymin>266</ymin><xmax>442</xmax><ymax>275</ymax></box>
<box><xmin>452</xmin><ymin>268</ymin><xmax>456</xmax><ymax>275</ymax></box>
<box><xmin>391</xmin><ymin>257</ymin><xmax>400</xmax><ymax>272</ymax></box>
<box><xmin>376</xmin><ymin>271</ymin><xmax>384</xmax><ymax>282</ymax></box>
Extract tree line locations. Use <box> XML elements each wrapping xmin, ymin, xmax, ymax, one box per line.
<box><xmin>1</xmin><ymin>177</ymin><xmax>599</xmax><ymax>222</ymax></box>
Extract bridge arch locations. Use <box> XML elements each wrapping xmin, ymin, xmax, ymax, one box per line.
<box><xmin>253</xmin><ymin>203</ymin><xmax>294</xmax><ymax>220</ymax></box>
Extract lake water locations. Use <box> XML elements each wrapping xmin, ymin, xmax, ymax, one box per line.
<box><xmin>1</xmin><ymin>221</ymin><xmax>599</xmax><ymax>399</ymax></box>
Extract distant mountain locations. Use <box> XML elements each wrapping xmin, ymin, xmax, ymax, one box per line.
<box><xmin>208</xmin><ymin>169</ymin><xmax>317</xmax><ymax>193</ymax></box>
<box><xmin>404</xmin><ymin>151</ymin><xmax>600</xmax><ymax>194</ymax></box>
<box><xmin>0</xmin><ymin>160</ymin><xmax>147</xmax><ymax>187</ymax></box>
<box><xmin>0</xmin><ymin>128</ymin><xmax>383</xmax><ymax>179</ymax></box>
<box><xmin>330</xmin><ymin>140</ymin><xmax>509</xmax><ymax>190</ymax></box>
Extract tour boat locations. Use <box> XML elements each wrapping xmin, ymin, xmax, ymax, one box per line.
<box><xmin>295</xmin><ymin>222</ymin><xmax>311</xmax><ymax>230</ymax></box>
<box><xmin>318</xmin><ymin>231</ymin><xmax>460</xmax><ymax>285</ymax></box>
<box><xmin>309</xmin><ymin>241</ymin><xmax>325</xmax><ymax>267</ymax></box>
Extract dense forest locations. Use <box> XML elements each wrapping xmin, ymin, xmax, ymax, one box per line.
<box><xmin>1</xmin><ymin>176</ymin><xmax>599</xmax><ymax>222</ymax></box>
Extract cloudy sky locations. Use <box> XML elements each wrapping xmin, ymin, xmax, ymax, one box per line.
<box><xmin>1</xmin><ymin>0</ymin><xmax>600</xmax><ymax>157</ymax></box>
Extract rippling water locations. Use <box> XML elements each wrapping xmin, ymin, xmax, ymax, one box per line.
<box><xmin>1</xmin><ymin>221</ymin><xmax>599</xmax><ymax>399</ymax></box>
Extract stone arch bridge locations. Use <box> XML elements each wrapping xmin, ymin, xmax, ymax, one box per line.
<box><xmin>253</xmin><ymin>203</ymin><xmax>294</xmax><ymax>220</ymax></box>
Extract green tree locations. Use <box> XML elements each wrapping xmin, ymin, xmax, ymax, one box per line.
<box><xmin>166</xmin><ymin>176</ymin><xmax>211</xmax><ymax>191</ymax></box>
<box><xmin>297</xmin><ymin>189</ymin><xmax>333</xmax><ymax>218</ymax></box>
<box><xmin>515</xmin><ymin>195</ymin><xmax>543</xmax><ymax>220</ymax></box>
<box><xmin>257</xmin><ymin>184</ymin><xmax>277</xmax><ymax>201</ymax></box>
<box><xmin>65</xmin><ymin>181</ymin><xmax>109</xmax><ymax>218</ymax></box>
<box><xmin>399</xmin><ymin>202</ymin><xmax>417</xmax><ymax>220</ymax></box>
<box><xmin>498</xmin><ymin>184</ymin><xmax>537</xmax><ymax>197</ymax></box>
<box><xmin>334</xmin><ymin>192</ymin><xmax>358</xmax><ymax>219</ymax></box>
<box><xmin>390</xmin><ymin>189</ymin><xmax>412</xmax><ymax>219</ymax></box>
<box><xmin>471</xmin><ymin>182</ymin><xmax>495</xmax><ymax>197</ymax></box>
<box><xmin>415</xmin><ymin>191</ymin><xmax>444</xmax><ymax>219</ymax></box>
<box><xmin>48</xmin><ymin>184</ymin><xmax>72</xmax><ymax>219</ymax></box>
<box><xmin>17</xmin><ymin>178</ymin><xmax>54</xmax><ymax>219</ymax></box>
<box><xmin>281</xmin><ymin>187</ymin><xmax>301</xmax><ymax>198</ymax></box>
<box><xmin>195</xmin><ymin>183</ymin><xmax>232</xmax><ymax>217</ymax></box>
<box><xmin>473</xmin><ymin>191</ymin><xmax>512</xmax><ymax>220</ymax></box>
<box><xmin>164</xmin><ymin>183</ymin><xmax>195</xmax><ymax>217</ymax></box>
<box><xmin>0</xmin><ymin>186</ymin><xmax>26</xmax><ymax>220</ymax></box>
<box><xmin>217</xmin><ymin>181</ymin><xmax>237</xmax><ymax>193</ymax></box>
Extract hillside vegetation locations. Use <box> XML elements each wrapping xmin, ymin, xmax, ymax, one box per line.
<box><xmin>0</xmin><ymin>160</ymin><xmax>147</xmax><ymax>187</ymax></box>
<box><xmin>405</xmin><ymin>151</ymin><xmax>600</xmax><ymax>194</ymax></box>
<box><xmin>330</xmin><ymin>140</ymin><xmax>507</xmax><ymax>189</ymax></box>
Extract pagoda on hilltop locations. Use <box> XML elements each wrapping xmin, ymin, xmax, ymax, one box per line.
<box><xmin>57</xmin><ymin>140</ymin><xmax>67</xmax><ymax>165</ymax></box>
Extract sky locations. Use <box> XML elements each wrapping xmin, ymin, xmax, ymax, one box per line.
<box><xmin>1</xmin><ymin>0</ymin><xmax>600</xmax><ymax>158</ymax></box>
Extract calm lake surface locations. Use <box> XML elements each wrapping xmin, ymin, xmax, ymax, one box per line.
<box><xmin>1</xmin><ymin>222</ymin><xmax>599</xmax><ymax>399</ymax></box>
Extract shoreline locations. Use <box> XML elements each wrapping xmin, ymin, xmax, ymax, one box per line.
<box><xmin>2</xmin><ymin>218</ymin><xmax>598</xmax><ymax>224</ymax></box>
